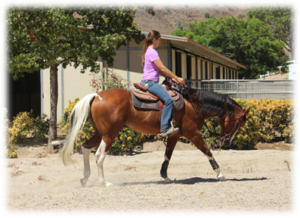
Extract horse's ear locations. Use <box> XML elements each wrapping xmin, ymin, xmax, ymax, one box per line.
<box><xmin>242</xmin><ymin>106</ymin><xmax>247</xmax><ymax>110</ymax></box>
<box><xmin>244</xmin><ymin>108</ymin><xmax>250</xmax><ymax>116</ymax></box>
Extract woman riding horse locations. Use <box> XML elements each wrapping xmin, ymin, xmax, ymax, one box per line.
<box><xmin>60</xmin><ymin>32</ymin><xmax>250</xmax><ymax>188</ymax></box>
<box><xmin>140</xmin><ymin>30</ymin><xmax>185</xmax><ymax>137</ymax></box>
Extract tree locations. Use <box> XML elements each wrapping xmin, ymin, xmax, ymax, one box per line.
<box><xmin>247</xmin><ymin>6</ymin><xmax>293</xmax><ymax>59</ymax></box>
<box><xmin>205</xmin><ymin>13</ymin><xmax>210</xmax><ymax>18</ymax></box>
<box><xmin>8</xmin><ymin>6</ymin><xmax>153</xmax><ymax>150</ymax></box>
<box><xmin>176</xmin><ymin>20</ymin><xmax>182</xmax><ymax>29</ymax></box>
<box><xmin>171</xmin><ymin>16</ymin><xmax>289</xmax><ymax>79</ymax></box>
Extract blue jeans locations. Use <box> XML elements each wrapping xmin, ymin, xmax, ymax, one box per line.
<box><xmin>140</xmin><ymin>80</ymin><xmax>173</xmax><ymax>132</ymax></box>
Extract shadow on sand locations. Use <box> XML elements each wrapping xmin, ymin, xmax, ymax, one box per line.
<box><xmin>115</xmin><ymin>176</ymin><xmax>268</xmax><ymax>186</ymax></box>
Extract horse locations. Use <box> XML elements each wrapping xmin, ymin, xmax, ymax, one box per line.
<box><xmin>61</xmin><ymin>85</ymin><xmax>250</xmax><ymax>187</ymax></box>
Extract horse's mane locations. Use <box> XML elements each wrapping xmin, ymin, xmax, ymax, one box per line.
<box><xmin>186</xmin><ymin>88</ymin><xmax>241</xmax><ymax>117</ymax></box>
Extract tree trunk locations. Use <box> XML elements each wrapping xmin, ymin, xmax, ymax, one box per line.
<box><xmin>48</xmin><ymin>64</ymin><xmax>58</xmax><ymax>151</ymax></box>
<box><xmin>106</xmin><ymin>61</ymin><xmax>108</xmax><ymax>77</ymax></box>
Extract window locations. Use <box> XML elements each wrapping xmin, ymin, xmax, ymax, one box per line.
<box><xmin>175</xmin><ymin>52</ymin><xmax>182</xmax><ymax>77</ymax></box>
<box><xmin>205</xmin><ymin>62</ymin><xmax>208</xmax><ymax>79</ymax></box>
<box><xmin>216</xmin><ymin>67</ymin><xmax>220</xmax><ymax>79</ymax></box>
<box><xmin>187</xmin><ymin>55</ymin><xmax>192</xmax><ymax>80</ymax></box>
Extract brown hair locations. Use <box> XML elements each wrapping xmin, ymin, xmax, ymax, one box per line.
<box><xmin>141</xmin><ymin>30</ymin><xmax>161</xmax><ymax>66</ymax></box>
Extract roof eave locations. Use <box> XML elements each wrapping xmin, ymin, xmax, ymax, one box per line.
<box><xmin>186</xmin><ymin>39</ymin><xmax>246</xmax><ymax>69</ymax></box>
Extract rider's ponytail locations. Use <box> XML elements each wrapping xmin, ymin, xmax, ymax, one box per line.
<box><xmin>141</xmin><ymin>30</ymin><xmax>161</xmax><ymax>66</ymax></box>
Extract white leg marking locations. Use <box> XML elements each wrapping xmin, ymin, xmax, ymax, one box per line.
<box><xmin>95</xmin><ymin>140</ymin><xmax>112</xmax><ymax>187</ymax></box>
<box><xmin>206</xmin><ymin>155</ymin><xmax>226</xmax><ymax>181</ymax></box>
<box><xmin>80</xmin><ymin>146</ymin><xmax>92</xmax><ymax>187</ymax></box>
<box><xmin>164</xmin><ymin>155</ymin><xmax>169</xmax><ymax>161</ymax></box>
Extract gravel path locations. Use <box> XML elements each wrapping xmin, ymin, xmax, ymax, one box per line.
<box><xmin>5</xmin><ymin>144</ymin><xmax>294</xmax><ymax>212</ymax></box>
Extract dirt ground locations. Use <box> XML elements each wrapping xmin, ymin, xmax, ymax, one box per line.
<box><xmin>5</xmin><ymin>140</ymin><xmax>294</xmax><ymax>213</ymax></box>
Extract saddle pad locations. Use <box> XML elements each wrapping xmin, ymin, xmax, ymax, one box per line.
<box><xmin>130</xmin><ymin>90</ymin><xmax>185</xmax><ymax>111</ymax></box>
<box><xmin>131</xmin><ymin>90</ymin><xmax>160</xmax><ymax>111</ymax></box>
<box><xmin>131</xmin><ymin>88</ymin><xmax>180</xmax><ymax>102</ymax></box>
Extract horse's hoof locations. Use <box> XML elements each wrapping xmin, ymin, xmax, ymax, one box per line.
<box><xmin>80</xmin><ymin>178</ymin><xmax>87</xmax><ymax>187</ymax></box>
<box><xmin>99</xmin><ymin>181</ymin><xmax>113</xmax><ymax>187</ymax></box>
<box><xmin>217</xmin><ymin>173</ymin><xmax>226</xmax><ymax>181</ymax></box>
<box><xmin>163</xmin><ymin>177</ymin><xmax>173</xmax><ymax>183</ymax></box>
<box><xmin>105</xmin><ymin>181</ymin><xmax>113</xmax><ymax>187</ymax></box>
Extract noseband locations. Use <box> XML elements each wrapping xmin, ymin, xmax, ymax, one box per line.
<box><xmin>220</xmin><ymin>109</ymin><xmax>245</xmax><ymax>144</ymax></box>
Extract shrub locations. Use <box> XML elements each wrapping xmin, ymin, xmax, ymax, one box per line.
<box><xmin>242</xmin><ymin>99</ymin><xmax>294</xmax><ymax>143</ymax></box>
<box><xmin>0</xmin><ymin>107</ymin><xmax>49</xmax><ymax>158</ymax></box>
<box><xmin>109</xmin><ymin>127</ymin><xmax>146</xmax><ymax>155</ymax></box>
<box><xmin>202</xmin><ymin>98</ymin><xmax>294</xmax><ymax>149</ymax></box>
<box><xmin>282</xmin><ymin>118</ymin><xmax>300</xmax><ymax>144</ymax></box>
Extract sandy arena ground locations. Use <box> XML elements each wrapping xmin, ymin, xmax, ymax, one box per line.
<box><xmin>5</xmin><ymin>141</ymin><xmax>294</xmax><ymax>213</ymax></box>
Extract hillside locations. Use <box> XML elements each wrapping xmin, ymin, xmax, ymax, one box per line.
<box><xmin>134</xmin><ymin>0</ymin><xmax>291</xmax><ymax>58</ymax></box>
<box><xmin>134</xmin><ymin>5</ymin><xmax>250</xmax><ymax>35</ymax></box>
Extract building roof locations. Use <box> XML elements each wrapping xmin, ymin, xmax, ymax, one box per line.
<box><xmin>142</xmin><ymin>31</ymin><xmax>246</xmax><ymax>69</ymax></box>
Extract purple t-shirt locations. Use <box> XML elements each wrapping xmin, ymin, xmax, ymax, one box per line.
<box><xmin>142</xmin><ymin>47</ymin><xmax>160</xmax><ymax>82</ymax></box>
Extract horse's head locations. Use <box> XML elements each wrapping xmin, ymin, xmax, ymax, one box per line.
<box><xmin>220</xmin><ymin>105</ymin><xmax>250</xmax><ymax>146</ymax></box>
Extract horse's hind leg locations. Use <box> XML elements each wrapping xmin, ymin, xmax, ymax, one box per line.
<box><xmin>187</xmin><ymin>131</ymin><xmax>225</xmax><ymax>181</ymax></box>
<box><xmin>160</xmin><ymin>136</ymin><xmax>180</xmax><ymax>183</ymax></box>
<box><xmin>80</xmin><ymin>130</ymin><xmax>102</xmax><ymax>187</ymax></box>
<box><xmin>95</xmin><ymin>134</ymin><xmax>121</xmax><ymax>187</ymax></box>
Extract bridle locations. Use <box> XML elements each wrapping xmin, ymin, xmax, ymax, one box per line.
<box><xmin>182</xmin><ymin>84</ymin><xmax>245</xmax><ymax>145</ymax></box>
<box><xmin>219</xmin><ymin>109</ymin><xmax>245</xmax><ymax>145</ymax></box>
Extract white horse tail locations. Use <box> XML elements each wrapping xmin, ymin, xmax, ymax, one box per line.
<box><xmin>61</xmin><ymin>93</ymin><xmax>98</xmax><ymax>165</ymax></box>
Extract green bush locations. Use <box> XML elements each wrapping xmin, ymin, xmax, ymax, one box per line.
<box><xmin>201</xmin><ymin>98</ymin><xmax>294</xmax><ymax>150</ymax></box>
<box><xmin>109</xmin><ymin>127</ymin><xmax>145</xmax><ymax>155</ymax></box>
<box><xmin>5</xmin><ymin>109</ymin><xmax>49</xmax><ymax>158</ymax></box>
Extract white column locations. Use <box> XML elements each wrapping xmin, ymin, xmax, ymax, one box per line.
<box><xmin>220</xmin><ymin>66</ymin><xmax>223</xmax><ymax>79</ymax></box>
<box><xmin>197</xmin><ymin>58</ymin><xmax>201</xmax><ymax>87</ymax></box>
<box><xmin>191</xmin><ymin>56</ymin><xmax>196</xmax><ymax>88</ymax></box>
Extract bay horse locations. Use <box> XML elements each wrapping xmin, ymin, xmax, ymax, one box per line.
<box><xmin>61</xmin><ymin>86</ymin><xmax>249</xmax><ymax>187</ymax></box>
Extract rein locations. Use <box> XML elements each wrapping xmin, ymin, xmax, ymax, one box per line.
<box><xmin>182</xmin><ymin>86</ymin><xmax>220</xmax><ymax>139</ymax></box>
<box><xmin>182</xmin><ymin>85</ymin><xmax>244</xmax><ymax>144</ymax></box>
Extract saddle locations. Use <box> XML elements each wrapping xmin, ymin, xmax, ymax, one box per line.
<box><xmin>130</xmin><ymin>80</ymin><xmax>185</xmax><ymax>111</ymax></box>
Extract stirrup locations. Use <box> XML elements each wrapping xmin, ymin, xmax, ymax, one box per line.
<box><xmin>158</xmin><ymin>127</ymin><xmax>180</xmax><ymax>137</ymax></box>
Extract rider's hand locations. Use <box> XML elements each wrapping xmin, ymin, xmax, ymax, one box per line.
<box><xmin>176</xmin><ymin>77</ymin><xmax>185</xmax><ymax>86</ymax></box>
<box><xmin>171</xmin><ymin>78</ymin><xmax>178</xmax><ymax>84</ymax></box>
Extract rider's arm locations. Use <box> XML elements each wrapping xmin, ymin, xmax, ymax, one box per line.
<box><xmin>154</xmin><ymin>59</ymin><xmax>185</xmax><ymax>85</ymax></box>
<box><xmin>158</xmin><ymin>69</ymin><xmax>167</xmax><ymax>77</ymax></box>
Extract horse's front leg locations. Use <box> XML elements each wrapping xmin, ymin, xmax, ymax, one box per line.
<box><xmin>160</xmin><ymin>136</ymin><xmax>180</xmax><ymax>183</ymax></box>
<box><xmin>188</xmin><ymin>131</ymin><xmax>225</xmax><ymax>181</ymax></box>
